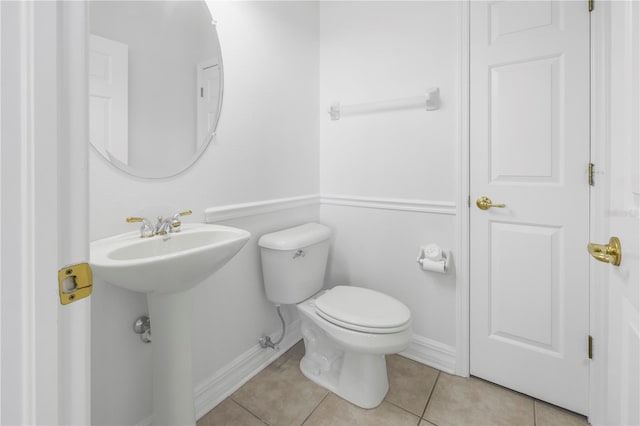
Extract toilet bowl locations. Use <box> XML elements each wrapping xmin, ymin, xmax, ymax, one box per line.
<box><xmin>297</xmin><ymin>286</ymin><xmax>412</xmax><ymax>408</ymax></box>
<box><xmin>258</xmin><ymin>223</ymin><xmax>413</xmax><ymax>408</ymax></box>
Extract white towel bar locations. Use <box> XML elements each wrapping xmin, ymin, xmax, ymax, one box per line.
<box><xmin>328</xmin><ymin>87</ymin><xmax>440</xmax><ymax>121</ymax></box>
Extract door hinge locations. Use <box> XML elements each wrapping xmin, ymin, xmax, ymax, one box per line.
<box><xmin>58</xmin><ymin>262</ymin><xmax>93</xmax><ymax>305</ymax></box>
<box><xmin>588</xmin><ymin>163</ymin><xmax>595</xmax><ymax>186</ymax></box>
<box><xmin>588</xmin><ymin>335</ymin><xmax>593</xmax><ymax>359</ymax></box>
<box><xmin>589</xmin><ymin>0</ymin><xmax>594</xmax><ymax>12</ymax></box>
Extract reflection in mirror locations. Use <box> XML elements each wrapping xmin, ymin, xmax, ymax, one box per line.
<box><xmin>89</xmin><ymin>1</ymin><xmax>222</xmax><ymax>178</ymax></box>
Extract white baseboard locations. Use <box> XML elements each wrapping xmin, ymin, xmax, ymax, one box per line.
<box><xmin>194</xmin><ymin>320</ymin><xmax>302</xmax><ymax>421</ymax></box>
<box><xmin>135</xmin><ymin>320</ymin><xmax>302</xmax><ymax>426</ymax></box>
<box><xmin>400</xmin><ymin>334</ymin><xmax>457</xmax><ymax>375</ymax></box>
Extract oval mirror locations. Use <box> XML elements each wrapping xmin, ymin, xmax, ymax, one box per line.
<box><xmin>89</xmin><ymin>1</ymin><xmax>222</xmax><ymax>178</ymax></box>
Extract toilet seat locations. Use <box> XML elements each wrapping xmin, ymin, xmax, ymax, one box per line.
<box><xmin>314</xmin><ymin>286</ymin><xmax>411</xmax><ymax>334</ymax></box>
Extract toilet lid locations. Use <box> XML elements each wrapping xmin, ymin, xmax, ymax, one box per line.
<box><xmin>314</xmin><ymin>286</ymin><xmax>411</xmax><ymax>334</ymax></box>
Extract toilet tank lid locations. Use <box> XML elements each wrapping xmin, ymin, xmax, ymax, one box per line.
<box><xmin>258</xmin><ymin>223</ymin><xmax>331</xmax><ymax>250</ymax></box>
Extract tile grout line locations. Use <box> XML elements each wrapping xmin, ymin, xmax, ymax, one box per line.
<box><xmin>299</xmin><ymin>391</ymin><xmax>330</xmax><ymax>426</ymax></box>
<box><xmin>533</xmin><ymin>399</ymin><xmax>537</xmax><ymax>426</ymax></box>
<box><xmin>230</xmin><ymin>396</ymin><xmax>274</xmax><ymax>426</ymax></box>
<box><xmin>383</xmin><ymin>398</ymin><xmax>426</xmax><ymax>422</ymax></box>
<box><xmin>227</xmin><ymin>344</ymin><xmax>301</xmax><ymax>426</ymax></box>
<box><xmin>420</xmin><ymin>371</ymin><xmax>441</xmax><ymax>423</ymax></box>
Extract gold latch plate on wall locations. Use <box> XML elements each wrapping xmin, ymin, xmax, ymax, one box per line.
<box><xmin>58</xmin><ymin>262</ymin><xmax>93</xmax><ymax>305</ymax></box>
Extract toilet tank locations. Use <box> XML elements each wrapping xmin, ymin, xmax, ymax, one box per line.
<box><xmin>258</xmin><ymin>223</ymin><xmax>332</xmax><ymax>305</ymax></box>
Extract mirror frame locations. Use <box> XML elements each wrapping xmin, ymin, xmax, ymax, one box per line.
<box><xmin>89</xmin><ymin>1</ymin><xmax>223</xmax><ymax>179</ymax></box>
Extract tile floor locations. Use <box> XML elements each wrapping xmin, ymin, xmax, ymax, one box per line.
<box><xmin>198</xmin><ymin>341</ymin><xmax>589</xmax><ymax>426</ymax></box>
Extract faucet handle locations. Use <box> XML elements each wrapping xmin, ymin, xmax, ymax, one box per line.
<box><xmin>170</xmin><ymin>210</ymin><xmax>192</xmax><ymax>233</ymax></box>
<box><xmin>126</xmin><ymin>217</ymin><xmax>155</xmax><ymax>238</ymax></box>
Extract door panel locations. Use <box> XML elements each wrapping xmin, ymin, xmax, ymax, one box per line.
<box><xmin>489</xmin><ymin>1</ymin><xmax>557</xmax><ymax>43</ymax></box>
<box><xmin>490</xmin><ymin>56</ymin><xmax>561</xmax><ymax>182</ymax></box>
<box><xmin>470</xmin><ymin>0</ymin><xmax>590</xmax><ymax>414</ymax></box>
<box><xmin>490</xmin><ymin>222</ymin><xmax>561</xmax><ymax>350</ymax></box>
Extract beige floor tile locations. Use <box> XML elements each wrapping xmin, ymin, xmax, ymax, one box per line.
<box><xmin>419</xmin><ymin>420</ymin><xmax>436</xmax><ymax>426</ymax></box>
<box><xmin>232</xmin><ymin>353</ymin><xmax>327</xmax><ymax>426</ymax></box>
<box><xmin>197</xmin><ymin>398</ymin><xmax>266</xmax><ymax>426</ymax></box>
<box><xmin>535</xmin><ymin>401</ymin><xmax>589</xmax><ymax>426</ymax></box>
<box><xmin>424</xmin><ymin>374</ymin><xmax>534</xmax><ymax>426</ymax></box>
<box><xmin>385</xmin><ymin>355</ymin><xmax>439</xmax><ymax>416</ymax></box>
<box><xmin>303</xmin><ymin>393</ymin><xmax>420</xmax><ymax>426</ymax></box>
<box><xmin>286</xmin><ymin>340</ymin><xmax>305</xmax><ymax>361</ymax></box>
<box><xmin>268</xmin><ymin>340</ymin><xmax>304</xmax><ymax>370</ymax></box>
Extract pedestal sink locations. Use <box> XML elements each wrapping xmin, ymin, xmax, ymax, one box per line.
<box><xmin>91</xmin><ymin>224</ymin><xmax>251</xmax><ymax>426</ymax></box>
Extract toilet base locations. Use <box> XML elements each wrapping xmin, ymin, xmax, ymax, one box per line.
<box><xmin>299</xmin><ymin>317</ymin><xmax>390</xmax><ymax>409</ymax></box>
<box><xmin>301</xmin><ymin>351</ymin><xmax>389</xmax><ymax>409</ymax></box>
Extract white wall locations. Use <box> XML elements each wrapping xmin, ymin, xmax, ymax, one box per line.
<box><xmin>192</xmin><ymin>205</ymin><xmax>317</xmax><ymax>383</ymax></box>
<box><xmin>91</xmin><ymin>2</ymin><xmax>465</xmax><ymax>423</ymax></box>
<box><xmin>90</xmin><ymin>2</ymin><xmax>319</xmax><ymax>424</ymax></box>
<box><xmin>319</xmin><ymin>2</ymin><xmax>461</xmax><ymax>358</ymax></box>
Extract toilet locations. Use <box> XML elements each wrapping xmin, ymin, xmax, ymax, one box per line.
<box><xmin>258</xmin><ymin>223</ymin><xmax>412</xmax><ymax>409</ymax></box>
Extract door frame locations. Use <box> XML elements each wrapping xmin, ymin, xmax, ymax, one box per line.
<box><xmin>588</xmin><ymin>2</ymin><xmax>635</xmax><ymax>424</ymax></box>
<box><xmin>0</xmin><ymin>2</ymin><xmax>91</xmax><ymax>424</ymax></box>
<box><xmin>588</xmin><ymin>2</ymin><xmax>609</xmax><ymax>424</ymax></box>
<box><xmin>458</xmin><ymin>1</ymin><xmax>607</xmax><ymax>421</ymax></box>
<box><xmin>455</xmin><ymin>0</ymin><xmax>471</xmax><ymax>378</ymax></box>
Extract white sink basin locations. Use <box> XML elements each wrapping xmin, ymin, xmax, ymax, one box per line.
<box><xmin>91</xmin><ymin>223</ymin><xmax>251</xmax><ymax>425</ymax></box>
<box><xmin>91</xmin><ymin>223</ymin><xmax>250</xmax><ymax>293</ymax></box>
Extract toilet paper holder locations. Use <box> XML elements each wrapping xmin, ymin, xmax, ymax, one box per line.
<box><xmin>416</xmin><ymin>244</ymin><xmax>449</xmax><ymax>273</ymax></box>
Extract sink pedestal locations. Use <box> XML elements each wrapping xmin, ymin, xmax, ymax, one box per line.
<box><xmin>90</xmin><ymin>224</ymin><xmax>251</xmax><ymax>425</ymax></box>
<box><xmin>148</xmin><ymin>290</ymin><xmax>195</xmax><ymax>426</ymax></box>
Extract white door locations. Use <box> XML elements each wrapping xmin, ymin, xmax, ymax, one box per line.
<box><xmin>470</xmin><ymin>1</ymin><xmax>590</xmax><ymax>414</ymax></box>
<box><xmin>196</xmin><ymin>59</ymin><xmax>220</xmax><ymax>149</ymax></box>
<box><xmin>1</xmin><ymin>2</ymin><xmax>91</xmax><ymax>424</ymax></box>
<box><xmin>89</xmin><ymin>34</ymin><xmax>129</xmax><ymax>164</ymax></box>
<box><xmin>598</xmin><ymin>2</ymin><xmax>640</xmax><ymax>424</ymax></box>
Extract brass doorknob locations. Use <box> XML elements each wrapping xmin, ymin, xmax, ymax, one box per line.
<box><xmin>587</xmin><ymin>236</ymin><xmax>622</xmax><ymax>266</ymax></box>
<box><xmin>476</xmin><ymin>196</ymin><xmax>506</xmax><ymax>210</ymax></box>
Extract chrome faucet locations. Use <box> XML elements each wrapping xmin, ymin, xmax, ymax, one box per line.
<box><xmin>126</xmin><ymin>210</ymin><xmax>192</xmax><ymax>238</ymax></box>
<box><xmin>154</xmin><ymin>216</ymin><xmax>173</xmax><ymax>235</ymax></box>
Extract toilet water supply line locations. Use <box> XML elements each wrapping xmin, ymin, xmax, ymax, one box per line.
<box><xmin>133</xmin><ymin>307</ymin><xmax>286</xmax><ymax>348</ymax></box>
<box><xmin>259</xmin><ymin>305</ymin><xmax>286</xmax><ymax>350</ymax></box>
